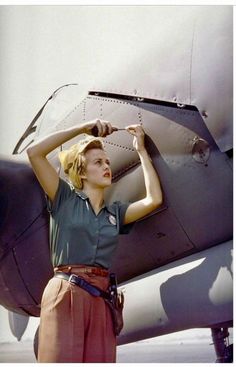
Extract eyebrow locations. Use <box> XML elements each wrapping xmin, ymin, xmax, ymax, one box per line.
<box><xmin>93</xmin><ymin>158</ymin><xmax>110</xmax><ymax>163</ymax></box>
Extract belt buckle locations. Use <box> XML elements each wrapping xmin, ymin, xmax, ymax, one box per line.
<box><xmin>69</xmin><ymin>273</ymin><xmax>85</xmax><ymax>287</ymax></box>
<box><xmin>69</xmin><ymin>273</ymin><xmax>78</xmax><ymax>285</ymax></box>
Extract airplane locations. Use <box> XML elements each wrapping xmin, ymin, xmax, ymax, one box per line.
<box><xmin>0</xmin><ymin>5</ymin><xmax>233</xmax><ymax>363</ymax></box>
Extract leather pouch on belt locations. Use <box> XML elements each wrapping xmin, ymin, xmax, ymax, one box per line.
<box><xmin>105</xmin><ymin>291</ymin><xmax>124</xmax><ymax>336</ymax></box>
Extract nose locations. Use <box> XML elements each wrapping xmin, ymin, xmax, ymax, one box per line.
<box><xmin>103</xmin><ymin>163</ymin><xmax>111</xmax><ymax>175</ymax></box>
<box><xmin>104</xmin><ymin>162</ymin><xmax>110</xmax><ymax>170</ymax></box>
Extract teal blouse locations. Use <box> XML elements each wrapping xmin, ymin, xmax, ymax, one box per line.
<box><xmin>46</xmin><ymin>178</ymin><xmax>133</xmax><ymax>269</ymax></box>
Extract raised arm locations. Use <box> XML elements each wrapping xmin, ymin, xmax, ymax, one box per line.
<box><xmin>27</xmin><ymin>119</ymin><xmax>114</xmax><ymax>201</ymax></box>
<box><xmin>123</xmin><ymin>125</ymin><xmax>163</xmax><ymax>225</ymax></box>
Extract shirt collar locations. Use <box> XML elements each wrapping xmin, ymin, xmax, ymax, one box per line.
<box><xmin>75</xmin><ymin>190</ymin><xmax>88</xmax><ymax>200</ymax></box>
<box><xmin>75</xmin><ymin>190</ymin><xmax>116</xmax><ymax>216</ymax></box>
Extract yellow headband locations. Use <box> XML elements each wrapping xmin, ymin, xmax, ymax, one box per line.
<box><xmin>58</xmin><ymin>134</ymin><xmax>104</xmax><ymax>189</ymax></box>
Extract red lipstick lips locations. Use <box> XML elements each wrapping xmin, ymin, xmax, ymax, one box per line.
<box><xmin>103</xmin><ymin>172</ymin><xmax>110</xmax><ymax>178</ymax></box>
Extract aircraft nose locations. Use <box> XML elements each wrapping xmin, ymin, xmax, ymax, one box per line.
<box><xmin>0</xmin><ymin>156</ymin><xmax>53</xmax><ymax>316</ymax></box>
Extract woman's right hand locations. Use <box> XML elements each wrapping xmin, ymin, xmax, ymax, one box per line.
<box><xmin>26</xmin><ymin>119</ymin><xmax>115</xmax><ymax>202</ymax></box>
<box><xmin>82</xmin><ymin>119</ymin><xmax>117</xmax><ymax>137</ymax></box>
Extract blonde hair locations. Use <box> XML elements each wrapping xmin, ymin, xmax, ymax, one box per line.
<box><xmin>58</xmin><ymin>136</ymin><xmax>104</xmax><ymax>189</ymax></box>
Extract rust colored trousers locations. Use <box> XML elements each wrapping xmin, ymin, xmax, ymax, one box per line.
<box><xmin>37</xmin><ymin>266</ymin><xmax>116</xmax><ymax>363</ymax></box>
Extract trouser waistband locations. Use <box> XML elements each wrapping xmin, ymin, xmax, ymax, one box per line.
<box><xmin>54</xmin><ymin>265</ymin><xmax>109</xmax><ymax>277</ymax></box>
<box><xmin>54</xmin><ymin>271</ymin><xmax>111</xmax><ymax>300</ymax></box>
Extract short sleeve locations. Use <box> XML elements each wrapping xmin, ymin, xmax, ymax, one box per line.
<box><xmin>46</xmin><ymin>178</ymin><xmax>73</xmax><ymax>215</ymax></box>
<box><xmin>115</xmin><ymin>201</ymin><xmax>135</xmax><ymax>235</ymax></box>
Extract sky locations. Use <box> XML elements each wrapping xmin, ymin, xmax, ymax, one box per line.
<box><xmin>0</xmin><ymin>0</ymin><xmax>234</xmax><ymax>352</ymax></box>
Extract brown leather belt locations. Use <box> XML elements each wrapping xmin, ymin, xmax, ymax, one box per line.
<box><xmin>54</xmin><ymin>265</ymin><xmax>109</xmax><ymax>277</ymax></box>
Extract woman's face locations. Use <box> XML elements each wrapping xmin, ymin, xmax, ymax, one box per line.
<box><xmin>82</xmin><ymin>148</ymin><xmax>112</xmax><ymax>188</ymax></box>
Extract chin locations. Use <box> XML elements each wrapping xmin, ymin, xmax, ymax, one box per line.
<box><xmin>101</xmin><ymin>178</ymin><xmax>112</xmax><ymax>188</ymax></box>
<box><xmin>104</xmin><ymin>181</ymin><xmax>112</xmax><ymax>188</ymax></box>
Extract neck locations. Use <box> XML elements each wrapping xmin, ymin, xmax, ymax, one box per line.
<box><xmin>82</xmin><ymin>185</ymin><xmax>105</xmax><ymax>215</ymax></box>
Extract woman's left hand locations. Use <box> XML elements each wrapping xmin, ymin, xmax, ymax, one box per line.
<box><xmin>126</xmin><ymin>124</ymin><xmax>145</xmax><ymax>153</ymax></box>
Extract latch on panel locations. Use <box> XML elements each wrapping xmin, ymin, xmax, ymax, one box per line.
<box><xmin>191</xmin><ymin>136</ymin><xmax>210</xmax><ymax>165</ymax></box>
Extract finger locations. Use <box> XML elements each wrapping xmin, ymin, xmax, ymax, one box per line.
<box><xmin>128</xmin><ymin>125</ymin><xmax>145</xmax><ymax>136</ymax></box>
<box><xmin>107</xmin><ymin>122</ymin><xmax>114</xmax><ymax>135</ymax></box>
<box><xmin>100</xmin><ymin>121</ymin><xmax>114</xmax><ymax>136</ymax></box>
<box><xmin>91</xmin><ymin>119</ymin><xmax>101</xmax><ymax>136</ymax></box>
<box><xmin>96</xmin><ymin>119</ymin><xmax>103</xmax><ymax>136</ymax></box>
<box><xmin>137</xmin><ymin>125</ymin><xmax>145</xmax><ymax>134</ymax></box>
<box><xmin>125</xmin><ymin>126</ymin><xmax>137</xmax><ymax>136</ymax></box>
<box><xmin>91</xmin><ymin>125</ymin><xmax>99</xmax><ymax>137</ymax></box>
<box><xmin>104</xmin><ymin>123</ymin><xmax>110</xmax><ymax>136</ymax></box>
<box><xmin>101</xmin><ymin>122</ymin><xmax>109</xmax><ymax>137</ymax></box>
<box><xmin>126</xmin><ymin>124</ymin><xmax>140</xmax><ymax>130</ymax></box>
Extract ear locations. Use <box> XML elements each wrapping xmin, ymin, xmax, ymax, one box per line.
<box><xmin>80</xmin><ymin>173</ymin><xmax>87</xmax><ymax>180</ymax></box>
<box><xmin>78</xmin><ymin>165</ymin><xmax>87</xmax><ymax>180</ymax></box>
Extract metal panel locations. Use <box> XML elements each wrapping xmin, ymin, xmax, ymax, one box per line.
<box><xmin>84</xmin><ymin>96</ymin><xmax>232</xmax><ymax>252</ymax></box>
<box><xmin>118</xmin><ymin>240</ymin><xmax>233</xmax><ymax>344</ymax></box>
<box><xmin>0</xmin><ymin>251</ymin><xmax>36</xmax><ymax>315</ymax></box>
<box><xmin>43</xmin><ymin>93</ymin><xmax>232</xmax><ymax>280</ymax></box>
<box><xmin>91</xmin><ymin>7</ymin><xmax>233</xmax><ymax>152</ymax></box>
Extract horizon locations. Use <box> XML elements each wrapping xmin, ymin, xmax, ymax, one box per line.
<box><xmin>1</xmin><ymin>305</ymin><xmax>231</xmax><ymax>346</ymax></box>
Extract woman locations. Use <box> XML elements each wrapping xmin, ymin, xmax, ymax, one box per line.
<box><xmin>27</xmin><ymin>118</ymin><xmax>163</xmax><ymax>363</ymax></box>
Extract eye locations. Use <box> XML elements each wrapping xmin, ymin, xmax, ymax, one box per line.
<box><xmin>106</xmin><ymin>159</ymin><xmax>111</xmax><ymax>166</ymax></box>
